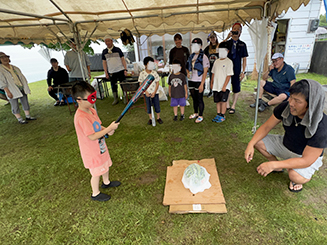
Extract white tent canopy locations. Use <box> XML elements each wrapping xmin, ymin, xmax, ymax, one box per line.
<box><xmin>0</xmin><ymin>0</ymin><xmax>309</xmax><ymax>45</ymax></box>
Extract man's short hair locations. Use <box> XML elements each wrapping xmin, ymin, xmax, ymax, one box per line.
<box><xmin>72</xmin><ymin>81</ymin><xmax>95</xmax><ymax>100</ymax></box>
<box><xmin>174</xmin><ymin>33</ymin><xmax>182</xmax><ymax>41</ymax></box>
<box><xmin>143</xmin><ymin>56</ymin><xmax>154</xmax><ymax>66</ymax></box>
<box><xmin>50</xmin><ymin>58</ymin><xmax>58</xmax><ymax>64</ymax></box>
<box><xmin>289</xmin><ymin>80</ymin><xmax>309</xmax><ymax>105</ymax></box>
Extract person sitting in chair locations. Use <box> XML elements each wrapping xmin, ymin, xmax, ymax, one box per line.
<box><xmin>47</xmin><ymin>58</ymin><xmax>69</xmax><ymax>106</ymax></box>
<box><xmin>250</xmin><ymin>53</ymin><xmax>296</xmax><ymax>112</ymax></box>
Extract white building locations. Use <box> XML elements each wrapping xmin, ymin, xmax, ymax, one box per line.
<box><xmin>139</xmin><ymin>0</ymin><xmax>322</xmax><ymax>74</ymax></box>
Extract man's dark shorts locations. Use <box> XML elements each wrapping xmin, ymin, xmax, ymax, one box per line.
<box><xmin>213</xmin><ymin>90</ymin><xmax>230</xmax><ymax>103</ymax></box>
<box><xmin>263</xmin><ymin>81</ymin><xmax>290</xmax><ymax>98</ymax></box>
<box><xmin>231</xmin><ymin>75</ymin><xmax>241</xmax><ymax>93</ymax></box>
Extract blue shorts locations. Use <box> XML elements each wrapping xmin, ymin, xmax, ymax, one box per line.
<box><xmin>145</xmin><ymin>94</ymin><xmax>160</xmax><ymax>114</ymax></box>
<box><xmin>263</xmin><ymin>82</ymin><xmax>290</xmax><ymax>98</ymax></box>
<box><xmin>171</xmin><ymin>97</ymin><xmax>186</xmax><ymax>107</ymax></box>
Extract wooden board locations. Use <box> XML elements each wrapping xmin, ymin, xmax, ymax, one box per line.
<box><xmin>169</xmin><ymin>203</ymin><xmax>227</xmax><ymax>214</ymax></box>
<box><xmin>163</xmin><ymin>158</ymin><xmax>227</xmax><ymax>214</ymax></box>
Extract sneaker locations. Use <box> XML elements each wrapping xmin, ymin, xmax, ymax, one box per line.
<box><xmin>54</xmin><ymin>101</ymin><xmax>60</xmax><ymax>106</ymax></box>
<box><xmin>258</xmin><ymin>102</ymin><xmax>269</xmax><ymax>112</ymax></box>
<box><xmin>147</xmin><ymin>119</ymin><xmax>152</xmax><ymax>125</ymax></box>
<box><xmin>18</xmin><ymin>119</ymin><xmax>28</xmax><ymax>124</ymax></box>
<box><xmin>173</xmin><ymin>115</ymin><xmax>178</xmax><ymax>121</ymax></box>
<box><xmin>180</xmin><ymin>115</ymin><xmax>185</xmax><ymax>121</ymax></box>
<box><xmin>250</xmin><ymin>99</ymin><xmax>262</xmax><ymax>108</ymax></box>
<box><xmin>157</xmin><ymin>118</ymin><xmax>163</xmax><ymax>124</ymax></box>
<box><xmin>101</xmin><ymin>181</ymin><xmax>121</xmax><ymax>189</ymax></box>
<box><xmin>26</xmin><ymin>116</ymin><xmax>37</xmax><ymax>120</ymax></box>
<box><xmin>91</xmin><ymin>192</ymin><xmax>111</xmax><ymax>201</ymax></box>
<box><xmin>186</xmin><ymin>100</ymin><xmax>190</xmax><ymax>106</ymax></box>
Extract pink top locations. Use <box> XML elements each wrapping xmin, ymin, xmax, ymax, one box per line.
<box><xmin>190</xmin><ymin>54</ymin><xmax>210</xmax><ymax>82</ymax></box>
<box><xmin>74</xmin><ymin>108</ymin><xmax>110</xmax><ymax>169</ymax></box>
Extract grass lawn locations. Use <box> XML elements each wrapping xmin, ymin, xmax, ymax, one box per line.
<box><xmin>0</xmin><ymin>73</ymin><xmax>326</xmax><ymax>244</ymax></box>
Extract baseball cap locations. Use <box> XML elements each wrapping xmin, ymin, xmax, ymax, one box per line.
<box><xmin>232</xmin><ymin>22</ymin><xmax>242</xmax><ymax>29</ymax></box>
<box><xmin>104</xmin><ymin>35</ymin><xmax>113</xmax><ymax>41</ymax></box>
<box><xmin>192</xmin><ymin>38</ymin><xmax>203</xmax><ymax>46</ymax></box>
<box><xmin>272</xmin><ymin>53</ymin><xmax>284</xmax><ymax>60</ymax></box>
<box><xmin>0</xmin><ymin>52</ymin><xmax>9</xmax><ymax>58</ymax></box>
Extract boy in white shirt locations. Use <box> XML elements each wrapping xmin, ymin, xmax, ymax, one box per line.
<box><xmin>211</xmin><ymin>42</ymin><xmax>234</xmax><ymax>123</ymax></box>
<box><xmin>138</xmin><ymin>56</ymin><xmax>163</xmax><ymax>125</ymax></box>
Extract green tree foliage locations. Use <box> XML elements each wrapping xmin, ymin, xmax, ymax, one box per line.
<box><xmin>21</xmin><ymin>39</ymin><xmax>100</xmax><ymax>55</ymax></box>
<box><xmin>319</xmin><ymin>14</ymin><xmax>327</xmax><ymax>27</ymax></box>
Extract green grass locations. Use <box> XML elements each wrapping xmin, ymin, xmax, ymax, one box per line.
<box><xmin>0</xmin><ymin>73</ymin><xmax>326</xmax><ymax>244</ymax></box>
<box><xmin>242</xmin><ymin>72</ymin><xmax>327</xmax><ymax>93</ymax></box>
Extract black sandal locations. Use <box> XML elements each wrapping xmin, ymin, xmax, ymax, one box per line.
<box><xmin>229</xmin><ymin>108</ymin><xmax>235</xmax><ymax>114</ymax></box>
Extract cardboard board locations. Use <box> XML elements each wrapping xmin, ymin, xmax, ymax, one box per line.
<box><xmin>163</xmin><ymin>158</ymin><xmax>227</xmax><ymax>214</ymax></box>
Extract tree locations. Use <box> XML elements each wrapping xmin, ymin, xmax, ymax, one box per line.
<box><xmin>21</xmin><ymin>39</ymin><xmax>100</xmax><ymax>55</ymax></box>
<box><xmin>319</xmin><ymin>14</ymin><xmax>327</xmax><ymax>27</ymax></box>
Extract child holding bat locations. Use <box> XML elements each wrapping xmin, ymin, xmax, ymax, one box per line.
<box><xmin>168</xmin><ymin>59</ymin><xmax>188</xmax><ymax>121</ymax></box>
<box><xmin>138</xmin><ymin>56</ymin><xmax>163</xmax><ymax>125</ymax></box>
<box><xmin>72</xmin><ymin>82</ymin><xmax>120</xmax><ymax>202</ymax></box>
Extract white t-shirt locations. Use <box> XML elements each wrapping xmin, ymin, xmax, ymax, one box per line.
<box><xmin>138</xmin><ymin>70</ymin><xmax>160</xmax><ymax>94</ymax></box>
<box><xmin>211</xmin><ymin>58</ymin><xmax>234</xmax><ymax>92</ymax></box>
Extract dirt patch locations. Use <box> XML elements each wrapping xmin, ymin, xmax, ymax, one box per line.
<box><xmin>155</xmin><ymin>193</ymin><xmax>163</xmax><ymax>203</ymax></box>
<box><xmin>173</xmin><ymin>137</ymin><xmax>183</xmax><ymax>143</ymax></box>
<box><xmin>154</xmin><ymin>156</ymin><xmax>169</xmax><ymax>171</ymax></box>
<box><xmin>138</xmin><ymin>172</ymin><xmax>158</xmax><ymax>185</ymax></box>
<box><xmin>230</xmin><ymin>132</ymin><xmax>238</xmax><ymax>139</ymax></box>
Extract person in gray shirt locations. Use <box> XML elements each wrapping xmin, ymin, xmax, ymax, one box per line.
<box><xmin>64</xmin><ymin>39</ymin><xmax>91</xmax><ymax>82</ymax></box>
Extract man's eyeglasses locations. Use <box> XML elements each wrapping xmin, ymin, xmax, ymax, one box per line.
<box><xmin>272</xmin><ymin>58</ymin><xmax>281</xmax><ymax>63</ymax></box>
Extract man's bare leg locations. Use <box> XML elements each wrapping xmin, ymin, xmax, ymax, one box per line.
<box><xmin>267</xmin><ymin>93</ymin><xmax>287</xmax><ymax>106</ymax></box>
<box><xmin>254</xmin><ymin>140</ymin><xmax>282</xmax><ymax>171</ymax></box>
<box><xmin>288</xmin><ymin>169</ymin><xmax>310</xmax><ymax>191</ymax></box>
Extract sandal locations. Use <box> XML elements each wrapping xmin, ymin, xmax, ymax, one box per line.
<box><xmin>215</xmin><ymin>116</ymin><xmax>225</xmax><ymax>123</ymax></box>
<box><xmin>229</xmin><ymin>108</ymin><xmax>235</xmax><ymax>114</ymax></box>
<box><xmin>288</xmin><ymin>182</ymin><xmax>303</xmax><ymax>193</ymax></box>
<box><xmin>195</xmin><ymin>117</ymin><xmax>203</xmax><ymax>123</ymax></box>
<box><xmin>189</xmin><ymin>113</ymin><xmax>198</xmax><ymax>119</ymax></box>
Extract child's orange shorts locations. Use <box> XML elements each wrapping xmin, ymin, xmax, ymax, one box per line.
<box><xmin>89</xmin><ymin>159</ymin><xmax>112</xmax><ymax>177</ymax></box>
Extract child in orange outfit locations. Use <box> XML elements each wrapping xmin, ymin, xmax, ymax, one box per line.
<box><xmin>72</xmin><ymin>81</ymin><xmax>120</xmax><ymax>201</ymax></box>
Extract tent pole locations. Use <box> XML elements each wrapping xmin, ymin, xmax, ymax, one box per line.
<box><xmin>49</xmin><ymin>0</ymin><xmax>73</xmax><ymax>22</ymax></box>
<box><xmin>252</xmin><ymin>62</ymin><xmax>263</xmax><ymax>134</ymax></box>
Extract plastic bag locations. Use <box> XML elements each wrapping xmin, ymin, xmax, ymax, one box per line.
<box><xmin>203</xmin><ymin>75</ymin><xmax>211</xmax><ymax>96</ymax></box>
<box><xmin>91</xmin><ymin>79</ymin><xmax>104</xmax><ymax>99</ymax></box>
<box><xmin>158</xmin><ymin>85</ymin><xmax>168</xmax><ymax>101</ymax></box>
<box><xmin>182</xmin><ymin>163</ymin><xmax>211</xmax><ymax>194</ymax></box>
